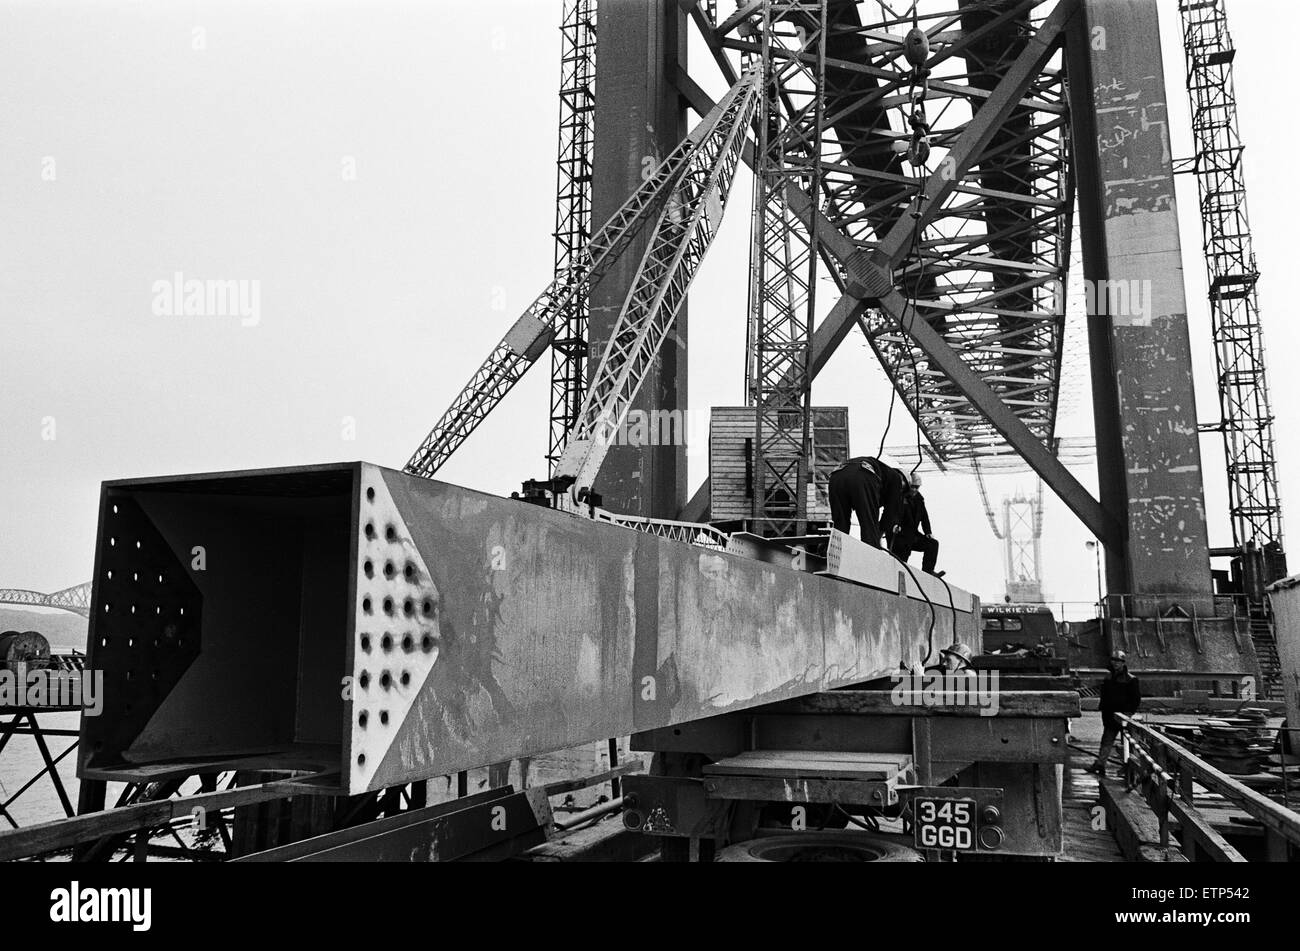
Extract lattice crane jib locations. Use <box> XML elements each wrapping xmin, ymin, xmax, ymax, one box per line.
<box><xmin>405</xmin><ymin>73</ymin><xmax>755</xmax><ymax>481</ymax></box>
<box><xmin>557</xmin><ymin>73</ymin><xmax>760</xmax><ymax>498</ymax></box>
<box><xmin>1178</xmin><ymin>0</ymin><xmax>1285</xmax><ymax>577</ymax></box>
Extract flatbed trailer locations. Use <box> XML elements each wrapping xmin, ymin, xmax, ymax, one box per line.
<box><xmin>625</xmin><ymin>688</ymin><xmax>1080</xmax><ymax>860</ymax></box>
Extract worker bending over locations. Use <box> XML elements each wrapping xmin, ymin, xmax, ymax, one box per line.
<box><xmin>828</xmin><ymin>457</ymin><xmax>907</xmax><ymax>547</ymax></box>
<box><xmin>890</xmin><ymin>471</ymin><xmax>942</xmax><ymax>576</ymax></box>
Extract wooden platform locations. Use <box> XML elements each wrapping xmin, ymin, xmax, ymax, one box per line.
<box><xmin>1060</xmin><ymin>712</ymin><xmax>1126</xmax><ymax>862</ymax></box>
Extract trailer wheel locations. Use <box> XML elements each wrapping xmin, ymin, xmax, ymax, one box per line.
<box><xmin>716</xmin><ymin>832</ymin><xmax>923</xmax><ymax>863</ymax></box>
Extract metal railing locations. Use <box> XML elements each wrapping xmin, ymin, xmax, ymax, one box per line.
<box><xmin>1119</xmin><ymin>714</ymin><xmax>1300</xmax><ymax>862</ymax></box>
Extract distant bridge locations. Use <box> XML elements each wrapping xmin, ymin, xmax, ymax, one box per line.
<box><xmin>0</xmin><ymin>582</ymin><xmax>92</xmax><ymax>619</ymax></box>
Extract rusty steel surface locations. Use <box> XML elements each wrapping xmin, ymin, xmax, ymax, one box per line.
<box><xmin>82</xmin><ymin>462</ymin><xmax>976</xmax><ymax>795</ymax></box>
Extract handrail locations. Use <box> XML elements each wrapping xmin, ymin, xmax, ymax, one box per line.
<box><xmin>1119</xmin><ymin>714</ymin><xmax>1300</xmax><ymax>860</ymax></box>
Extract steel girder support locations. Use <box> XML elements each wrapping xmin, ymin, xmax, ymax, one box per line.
<box><xmin>83</xmin><ymin>463</ymin><xmax>977</xmax><ymax>795</ymax></box>
<box><xmin>679</xmin><ymin>2</ymin><xmax>1117</xmax><ymax>548</ymax></box>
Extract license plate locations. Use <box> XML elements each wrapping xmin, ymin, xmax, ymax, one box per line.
<box><xmin>913</xmin><ymin>797</ymin><xmax>976</xmax><ymax>851</ymax></box>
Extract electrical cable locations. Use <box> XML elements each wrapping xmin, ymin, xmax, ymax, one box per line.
<box><xmin>876</xmin><ymin>16</ymin><xmax>931</xmax><ymax>477</ymax></box>
<box><xmin>832</xmin><ymin>801</ymin><xmax>881</xmax><ymax>833</ymax></box>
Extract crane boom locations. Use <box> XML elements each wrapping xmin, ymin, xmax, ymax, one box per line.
<box><xmin>404</xmin><ymin>72</ymin><xmax>759</xmax><ymax>480</ymax></box>
<box><xmin>556</xmin><ymin>70</ymin><xmax>759</xmax><ymax>498</ymax></box>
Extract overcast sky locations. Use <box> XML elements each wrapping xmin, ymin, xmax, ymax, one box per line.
<box><xmin>2</xmin><ymin>0</ymin><xmax>1297</xmax><ymax>618</ymax></box>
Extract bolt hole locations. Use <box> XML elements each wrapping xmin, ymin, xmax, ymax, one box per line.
<box><xmin>359</xmin><ymin>671</ymin><xmax>370</xmax><ymax>689</ymax></box>
<box><xmin>358</xmin><ymin>711</ymin><xmax>368</xmax><ymax>728</ymax></box>
<box><xmin>360</xmin><ymin>634</ymin><xmax>371</xmax><ymax>652</ymax></box>
<box><xmin>380</xmin><ymin>671</ymin><xmax>393</xmax><ymax>690</ymax></box>
<box><xmin>363</xmin><ymin>596</ymin><xmax>373</xmax><ymax>614</ymax></box>
<box><xmin>358</xmin><ymin>753</ymin><xmax>366</xmax><ymax>766</ymax></box>
<box><xmin>403</xmin><ymin>599</ymin><xmax>415</xmax><ymax>617</ymax></box>
<box><xmin>366</xmin><ymin>486</ymin><xmax>376</xmax><ymax>502</ymax></box>
<box><xmin>402</xmin><ymin>633</ymin><xmax>414</xmax><ymax>652</ymax></box>
<box><xmin>383</xmin><ymin>597</ymin><xmax>394</xmax><ymax>616</ymax></box>
<box><xmin>384</xmin><ymin>561</ymin><xmax>396</xmax><ymax>580</ymax></box>
<box><xmin>404</xmin><ymin>563</ymin><xmax>416</xmax><ymax>581</ymax></box>
<box><xmin>365</xmin><ymin>522</ymin><xmax>376</xmax><ymax>540</ymax></box>
<box><xmin>422</xmin><ymin>599</ymin><xmax>434</xmax><ymax>616</ymax></box>
<box><xmin>400</xmin><ymin>671</ymin><xmax>411</xmax><ymax>687</ymax></box>
<box><xmin>385</xmin><ymin>525</ymin><xmax>397</xmax><ymax>542</ymax></box>
<box><xmin>380</xmin><ymin>710</ymin><xmax>390</xmax><ymax>725</ymax></box>
<box><xmin>364</xmin><ymin>560</ymin><xmax>374</xmax><ymax>579</ymax></box>
<box><xmin>381</xmin><ymin>633</ymin><xmax>394</xmax><ymax>652</ymax></box>
<box><xmin>421</xmin><ymin>634</ymin><xmax>435</xmax><ymax>652</ymax></box>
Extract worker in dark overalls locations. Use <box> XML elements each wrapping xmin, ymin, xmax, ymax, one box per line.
<box><xmin>828</xmin><ymin>457</ymin><xmax>907</xmax><ymax>547</ymax></box>
<box><xmin>890</xmin><ymin>471</ymin><xmax>942</xmax><ymax>575</ymax></box>
<box><xmin>1086</xmin><ymin>650</ymin><xmax>1141</xmax><ymax>778</ymax></box>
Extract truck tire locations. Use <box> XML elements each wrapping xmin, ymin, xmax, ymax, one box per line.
<box><xmin>715</xmin><ymin>832</ymin><xmax>924</xmax><ymax>863</ymax></box>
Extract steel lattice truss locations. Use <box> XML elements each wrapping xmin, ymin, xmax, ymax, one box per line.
<box><xmin>0</xmin><ymin>582</ymin><xmax>92</xmax><ymax>619</ymax></box>
<box><xmin>1178</xmin><ymin>0</ymin><xmax>1284</xmax><ymax>562</ymax></box>
<box><xmin>548</xmin><ymin>0</ymin><xmax>597</xmax><ymax>476</ymax></box>
<box><xmin>410</xmin><ymin>1</ymin><xmax>1094</xmax><ymax>542</ymax></box>
<box><xmin>718</xmin><ymin>1</ymin><xmax>1072</xmax><ymax>467</ymax></box>
<box><xmin>747</xmin><ymin>1</ymin><xmax>829</xmax><ymax>536</ymax></box>
<box><xmin>827</xmin><ymin>0</ymin><xmax>1072</xmax><ymax>466</ymax></box>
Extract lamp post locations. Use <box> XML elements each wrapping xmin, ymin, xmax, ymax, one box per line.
<box><xmin>1085</xmin><ymin>540</ymin><xmax>1103</xmax><ymax>618</ymax></box>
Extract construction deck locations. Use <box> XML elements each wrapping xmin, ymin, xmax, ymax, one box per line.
<box><xmin>1061</xmin><ymin>712</ymin><xmax>1125</xmax><ymax>862</ymax></box>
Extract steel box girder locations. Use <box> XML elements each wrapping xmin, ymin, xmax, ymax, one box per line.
<box><xmin>81</xmin><ymin>463</ymin><xmax>976</xmax><ymax>795</ymax></box>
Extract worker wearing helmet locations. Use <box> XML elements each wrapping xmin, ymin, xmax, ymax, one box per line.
<box><xmin>1086</xmin><ymin>650</ymin><xmax>1141</xmax><ymax>777</ymax></box>
<box><xmin>889</xmin><ymin>471</ymin><xmax>942</xmax><ymax>576</ymax></box>
<box><xmin>828</xmin><ymin>456</ymin><xmax>907</xmax><ymax>547</ymax></box>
